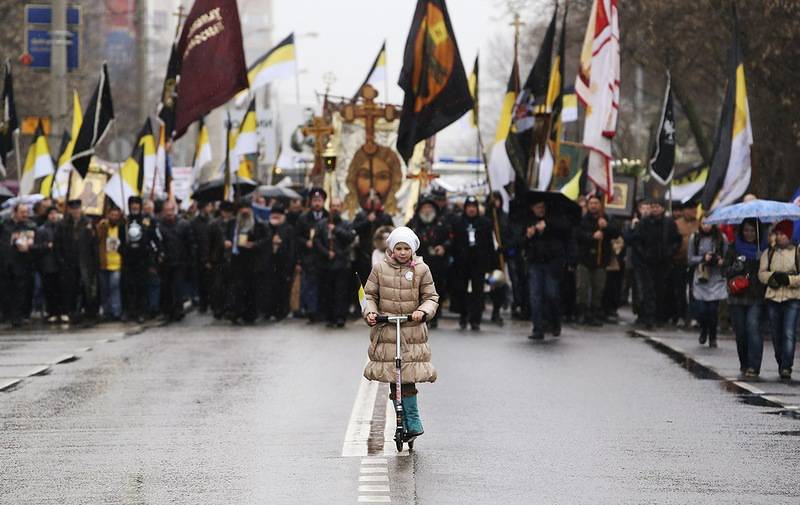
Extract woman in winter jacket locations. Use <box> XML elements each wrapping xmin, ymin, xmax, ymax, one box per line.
<box><xmin>722</xmin><ymin>218</ymin><xmax>767</xmax><ymax>377</ymax></box>
<box><xmin>688</xmin><ymin>219</ymin><xmax>728</xmax><ymax>348</ymax></box>
<box><xmin>363</xmin><ymin>226</ymin><xmax>439</xmax><ymax>441</ymax></box>
<box><xmin>757</xmin><ymin>220</ymin><xmax>799</xmax><ymax>380</ymax></box>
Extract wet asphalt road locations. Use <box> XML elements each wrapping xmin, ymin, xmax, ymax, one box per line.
<box><xmin>2</xmin><ymin>314</ymin><xmax>799</xmax><ymax>504</ymax></box>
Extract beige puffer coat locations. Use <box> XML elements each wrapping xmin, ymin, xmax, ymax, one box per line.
<box><xmin>362</xmin><ymin>254</ymin><xmax>439</xmax><ymax>384</ymax></box>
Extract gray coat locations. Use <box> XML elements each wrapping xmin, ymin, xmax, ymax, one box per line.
<box><xmin>688</xmin><ymin>232</ymin><xmax>729</xmax><ymax>301</ymax></box>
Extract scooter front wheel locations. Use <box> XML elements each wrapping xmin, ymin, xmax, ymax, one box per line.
<box><xmin>395</xmin><ymin>438</ymin><xmax>403</xmax><ymax>452</ymax></box>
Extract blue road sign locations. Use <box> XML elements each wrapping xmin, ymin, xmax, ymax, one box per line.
<box><xmin>25</xmin><ymin>5</ymin><xmax>81</xmax><ymax>70</ymax></box>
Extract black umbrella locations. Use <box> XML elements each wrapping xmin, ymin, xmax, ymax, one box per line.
<box><xmin>0</xmin><ymin>184</ymin><xmax>14</xmax><ymax>204</ymax></box>
<box><xmin>191</xmin><ymin>177</ymin><xmax>257</xmax><ymax>202</ymax></box>
<box><xmin>522</xmin><ymin>190</ymin><xmax>582</xmax><ymax>224</ymax></box>
<box><xmin>256</xmin><ymin>185</ymin><xmax>302</xmax><ymax>200</ymax></box>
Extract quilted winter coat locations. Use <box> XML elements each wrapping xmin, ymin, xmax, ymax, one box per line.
<box><xmin>362</xmin><ymin>254</ymin><xmax>439</xmax><ymax>384</ymax></box>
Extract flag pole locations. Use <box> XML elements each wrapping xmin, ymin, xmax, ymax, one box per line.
<box><xmin>13</xmin><ymin>129</ymin><xmax>21</xmax><ymax>186</ymax></box>
<box><xmin>383</xmin><ymin>41</ymin><xmax>389</xmax><ymax>104</ymax></box>
<box><xmin>112</xmin><ymin>121</ymin><xmax>127</xmax><ymax>215</ymax></box>
<box><xmin>476</xmin><ymin>122</ymin><xmax>505</xmax><ymax>271</ymax></box>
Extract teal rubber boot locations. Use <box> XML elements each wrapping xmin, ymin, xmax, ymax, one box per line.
<box><xmin>401</xmin><ymin>395</ymin><xmax>424</xmax><ymax>439</ymax></box>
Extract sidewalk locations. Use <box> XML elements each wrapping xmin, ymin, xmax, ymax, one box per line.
<box><xmin>629</xmin><ymin>323</ymin><xmax>800</xmax><ymax>414</ymax></box>
<box><xmin>0</xmin><ymin>318</ymin><xmax>166</xmax><ymax>392</ymax></box>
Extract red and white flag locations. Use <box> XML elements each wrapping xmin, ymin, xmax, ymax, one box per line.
<box><xmin>575</xmin><ymin>0</ymin><xmax>619</xmax><ymax>198</ymax></box>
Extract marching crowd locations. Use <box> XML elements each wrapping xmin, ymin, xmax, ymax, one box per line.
<box><xmin>0</xmin><ymin>186</ymin><xmax>796</xmax><ymax>379</ymax></box>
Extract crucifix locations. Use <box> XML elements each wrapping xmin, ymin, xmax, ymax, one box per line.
<box><xmin>340</xmin><ymin>84</ymin><xmax>400</xmax><ymax>204</ymax></box>
<box><xmin>173</xmin><ymin>5</ymin><xmax>187</xmax><ymax>39</ymax></box>
<box><xmin>407</xmin><ymin>136</ymin><xmax>439</xmax><ymax>194</ymax></box>
<box><xmin>302</xmin><ymin>116</ymin><xmax>334</xmax><ymax>179</ymax></box>
<box><xmin>341</xmin><ymin>84</ymin><xmax>398</xmax><ymax>156</ymax></box>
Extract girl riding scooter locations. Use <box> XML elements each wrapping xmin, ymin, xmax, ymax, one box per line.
<box><xmin>363</xmin><ymin>226</ymin><xmax>439</xmax><ymax>442</ymax></box>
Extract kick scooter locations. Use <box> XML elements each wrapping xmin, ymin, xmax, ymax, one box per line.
<box><xmin>375</xmin><ymin>314</ymin><xmax>423</xmax><ymax>451</ymax></box>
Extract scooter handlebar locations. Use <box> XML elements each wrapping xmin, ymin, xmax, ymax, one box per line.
<box><xmin>374</xmin><ymin>314</ymin><xmax>426</xmax><ymax>323</ymax></box>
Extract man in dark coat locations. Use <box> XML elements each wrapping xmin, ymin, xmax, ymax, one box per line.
<box><xmin>451</xmin><ymin>196</ymin><xmax>495</xmax><ymax>330</ymax></box>
<box><xmin>524</xmin><ymin>195</ymin><xmax>571</xmax><ymax>339</ymax></box>
<box><xmin>262</xmin><ymin>202</ymin><xmax>296</xmax><ymax>320</ymax></box>
<box><xmin>314</xmin><ymin>198</ymin><xmax>355</xmax><ymax>328</ymax></box>
<box><xmin>627</xmin><ymin>198</ymin><xmax>682</xmax><ymax>327</ymax></box>
<box><xmin>121</xmin><ymin>196</ymin><xmax>158</xmax><ymax>322</ymax></box>
<box><xmin>209</xmin><ymin>201</ymin><xmax>236</xmax><ymax>319</ymax></box>
<box><xmin>407</xmin><ymin>197</ymin><xmax>451</xmax><ymax>328</ymax></box>
<box><xmin>575</xmin><ymin>194</ymin><xmax>621</xmax><ymax>326</ymax></box>
<box><xmin>156</xmin><ymin>200</ymin><xmax>194</xmax><ymax>320</ymax></box>
<box><xmin>228</xmin><ymin>201</ymin><xmax>269</xmax><ymax>324</ymax></box>
<box><xmin>55</xmin><ymin>199</ymin><xmax>98</xmax><ymax>323</ymax></box>
<box><xmin>190</xmin><ymin>200</ymin><xmax>215</xmax><ymax>313</ymax></box>
<box><xmin>36</xmin><ymin>206</ymin><xmax>62</xmax><ymax>322</ymax></box>
<box><xmin>1</xmin><ymin>203</ymin><xmax>39</xmax><ymax>327</ymax></box>
<box><xmin>295</xmin><ymin>187</ymin><xmax>329</xmax><ymax>322</ymax></box>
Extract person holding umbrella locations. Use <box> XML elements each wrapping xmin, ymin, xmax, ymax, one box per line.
<box><xmin>723</xmin><ymin>218</ymin><xmax>767</xmax><ymax>377</ymax></box>
<box><xmin>758</xmin><ymin>220</ymin><xmax>799</xmax><ymax>380</ymax></box>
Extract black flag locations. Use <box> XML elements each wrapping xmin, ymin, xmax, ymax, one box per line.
<box><xmin>649</xmin><ymin>73</ymin><xmax>676</xmax><ymax>185</ymax></box>
<box><xmin>396</xmin><ymin>0</ymin><xmax>473</xmax><ymax>163</ymax></box>
<box><xmin>157</xmin><ymin>42</ymin><xmax>181</xmax><ymax>139</ymax></box>
<box><xmin>71</xmin><ymin>63</ymin><xmax>115</xmax><ymax>178</ymax></box>
<box><xmin>0</xmin><ymin>59</ymin><xmax>19</xmax><ymax>175</ymax></box>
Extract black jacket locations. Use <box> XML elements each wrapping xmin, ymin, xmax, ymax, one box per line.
<box><xmin>122</xmin><ymin>213</ymin><xmax>159</xmax><ymax>267</ymax></box>
<box><xmin>628</xmin><ymin>215</ymin><xmax>682</xmax><ymax>266</ymax></box>
<box><xmin>451</xmin><ymin>214</ymin><xmax>495</xmax><ymax>273</ymax></box>
<box><xmin>2</xmin><ymin>218</ymin><xmax>39</xmax><ymax>272</ymax></box>
<box><xmin>296</xmin><ymin>209</ymin><xmax>329</xmax><ymax>270</ymax></box>
<box><xmin>313</xmin><ymin>215</ymin><xmax>355</xmax><ymax>271</ymax></box>
<box><xmin>191</xmin><ymin>213</ymin><xmax>213</xmax><ymax>266</ymax></box>
<box><xmin>576</xmin><ymin>212</ymin><xmax>621</xmax><ymax>268</ymax></box>
<box><xmin>266</xmin><ymin>221</ymin><xmax>296</xmax><ymax>275</ymax></box>
<box><xmin>55</xmin><ymin>216</ymin><xmax>97</xmax><ymax>275</ymax></box>
<box><xmin>230</xmin><ymin>219</ymin><xmax>269</xmax><ymax>273</ymax></box>
<box><xmin>157</xmin><ymin>217</ymin><xmax>194</xmax><ymax>267</ymax></box>
<box><xmin>407</xmin><ymin>213</ymin><xmax>452</xmax><ymax>273</ymax></box>
<box><xmin>523</xmin><ymin>212</ymin><xmax>570</xmax><ymax>265</ymax></box>
<box><xmin>36</xmin><ymin>220</ymin><xmax>59</xmax><ymax>274</ymax></box>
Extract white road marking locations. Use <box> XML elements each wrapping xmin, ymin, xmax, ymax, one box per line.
<box><xmin>342</xmin><ymin>377</ymin><xmax>379</xmax><ymax>457</ymax></box>
<box><xmin>359</xmin><ymin>475</ymin><xmax>389</xmax><ymax>482</ymax></box>
<box><xmin>361</xmin><ymin>459</ymin><xmax>387</xmax><ymax>465</ymax></box>
<box><xmin>359</xmin><ymin>485</ymin><xmax>390</xmax><ymax>492</ymax></box>
<box><xmin>360</xmin><ymin>467</ymin><xmax>388</xmax><ymax>473</ymax></box>
<box><xmin>357</xmin><ymin>496</ymin><xmax>390</xmax><ymax>503</ymax></box>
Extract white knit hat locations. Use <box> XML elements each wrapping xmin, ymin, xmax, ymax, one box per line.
<box><xmin>386</xmin><ymin>226</ymin><xmax>420</xmax><ymax>252</ymax></box>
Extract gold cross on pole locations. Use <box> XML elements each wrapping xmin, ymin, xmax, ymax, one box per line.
<box><xmin>340</xmin><ymin>84</ymin><xmax>398</xmax><ymax>156</ymax></box>
<box><xmin>173</xmin><ymin>5</ymin><xmax>187</xmax><ymax>39</ymax></box>
<box><xmin>302</xmin><ymin>116</ymin><xmax>334</xmax><ymax>176</ymax></box>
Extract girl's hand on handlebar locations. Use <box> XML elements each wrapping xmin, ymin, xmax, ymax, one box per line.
<box><xmin>366</xmin><ymin>313</ymin><xmax>378</xmax><ymax>326</ymax></box>
<box><xmin>411</xmin><ymin>311</ymin><xmax>425</xmax><ymax>322</ymax></box>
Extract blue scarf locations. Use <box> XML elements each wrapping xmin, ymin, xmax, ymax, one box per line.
<box><xmin>734</xmin><ymin>235</ymin><xmax>766</xmax><ymax>260</ymax></box>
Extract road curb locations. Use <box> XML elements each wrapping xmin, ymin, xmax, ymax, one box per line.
<box><xmin>0</xmin><ymin>378</ymin><xmax>21</xmax><ymax>392</ymax></box>
<box><xmin>629</xmin><ymin>330</ymin><xmax>799</xmax><ymax>414</ymax></box>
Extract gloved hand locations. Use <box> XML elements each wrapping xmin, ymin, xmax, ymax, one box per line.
<box><xmin>775</xmin><ymin>272</ymin><xmax>791</xmax><ymax>287</ymax></box>
<box><xmin>768</xmin><ymin>273</ymin><xmax>783</xmax><ymax>289</ymax></box>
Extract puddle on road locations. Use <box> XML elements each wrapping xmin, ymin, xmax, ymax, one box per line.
<box><xmin>773</xmin><ymin>430</ymin><xmax>800</xmax><ymax>436</ymax></box>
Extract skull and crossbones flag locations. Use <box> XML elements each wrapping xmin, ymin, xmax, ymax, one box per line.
<box><xmin>649</xmin><ymin>72</ymin><xmax>676</xmax><ymax>185</ymax></box>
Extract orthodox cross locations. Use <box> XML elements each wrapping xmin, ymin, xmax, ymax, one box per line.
<box><xmin>302</xmin><ymin>116</ymin><xmax>334</xmax><ymax>176</ymax></box>
<box><xmin>340</xmin><ymin>84</ymin><xmax>398</xmax><ymax>156</ymax></box>
<box><xmin>407</xmin><ymin>136</ymin><xmax>439</xmax><ymax>190</ymax></box>
<box><xmin>173</xmin><ymin>5</ymin><xmax>187</xmax><ymax>39</ymax></box>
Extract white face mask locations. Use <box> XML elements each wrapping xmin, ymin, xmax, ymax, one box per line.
<box><xmin>420</xmin><ymin>212</ymin><xmax>436</xmax><ymax>224</ymax></box>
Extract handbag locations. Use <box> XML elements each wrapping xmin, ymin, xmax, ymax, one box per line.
<box><xmin>727</xmin><ymin>274</ymin><xmax>750</xmax><ymax>296</ymax></box>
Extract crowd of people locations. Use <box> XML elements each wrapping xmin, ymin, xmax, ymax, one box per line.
<box><xmin>0</xmin><ymin>186</ymin><xmax>795</xmax><ymax>379</ymax></box>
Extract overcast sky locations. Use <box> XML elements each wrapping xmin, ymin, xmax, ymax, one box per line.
<box><xmin>230</xmin><ymin>0</ymin><xmax>552</xmax><ymax>155</ymax></box>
